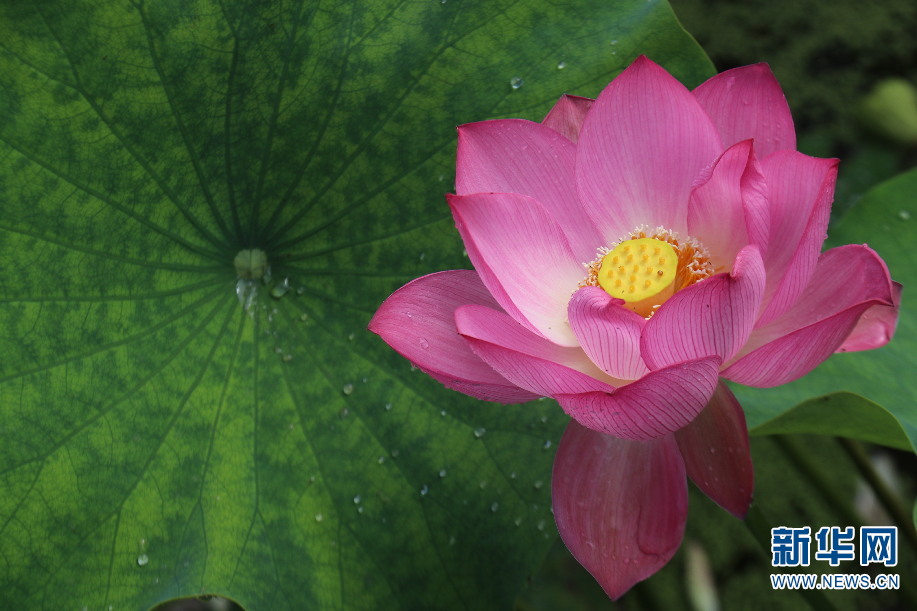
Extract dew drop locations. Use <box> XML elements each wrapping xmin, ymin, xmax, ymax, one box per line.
<box><xmin>377</xmin><ymin>455</ymin><xmax>386</xmax><ymax>464</ymax></box>
<box><xmin>348</xmin><ymin>332</ymin><xmax>355</xmax><ymax>341</ymax></box>
<box><xmin>510</xmin><ymin>471</ymin><xmax>516</xmax><ymax>479</ymax></box>
<box><xmin>514</xmin><ymin>517</ymin><xmax>522</xmax><ymax>527</ymax></box>
<box><xmin>473</xmin><ymin>427</ymin><xmax>487</xmax><ymax>438</ymax></box>
<box><xmin>439</xmin><ymin>469</ymin><xmax>447</xmax><ymax>478</ymax></box>
<box><xmin>610</xmin><ymin>39</ymin><xmax>618</xmax><ymax>45</ymax></box>
<box><xmin>296</xmin><ymin>286</ymin><xmax>305</xmax><ymax>295</ymax></box>
<box><xmin>490</xmin><ymin>502</ymin><xmax>499</xmax><ymax>513</ymax></box>
<box><xmin>282</xmin><ymin>354</ymin><xmax>293</xmax><ymax>362</ymax></box>
<box><xmin>533</xmin><ymin>480</ymin><xmax>544</xmax><ymax>489</ymax></box>
<box><xmin>342</xmin><ymin>383</ymin><xmax>354</xmax><ymax>396</ymax></box>
<box><xmin>384</xmin><ymin>402</ymin><xmax>393</xmax><ymax>411</ymax></box>
<box><xmin>357</xmin><ymin>506</ymin><xmax>364</xmax><ymax>514</ymax></box>
<box><xmin>543</xmin><ymin>440</ymin><xmax>552</xmax><ymax>450</ymax></box>
<box><xmin>315</xmin><ymin>513</ymin><xmax>324</xmax><ymax>522</ymax></box>
<box><xmin>510</xmin><ymin>76</ymin><xmax>524</xmax><ymax>90</ymax></box>
<box><xmin>899</xmin><ymin>210</ymin><xmax>911</xmax><ymax>221</ymax></box>
<box><xmin>556</xmin><ymin>61</ymin><xmax>567</xmax><ymax>70</ymax></box>
<box><xmin>300</xmin><ymin>312</ymin><xmax>309</xmax><ymax>322</ymax></box>
<box><xmin>419</xmin><ymin>337</ymin><xmax>430</xmax><ymax>349</ymax></box>
<box><xmin>390</xmin><ymin>449</ymin><xmax>400</xmax><ymax>458</ymax></box>
<box><xmin>353</xmin><ymin>494</ymin><xmax>362</xmax><ymax>505</ymax></box>
<box><xmin>136</xmin><ymin>553</ymin><xmax>149</xmax><ymax>567</ymax></box>
<box><xmin>420</xmin><ymin>484</ymin><xmax>429</xmax><ymax>496</ymax></box>
<box><xmin>537</xmin><ymin>519</ymin><xmax>546</xmax><ymax>531</ymax></box>
<box><xmin>270</xmin><ymin>277</ymin><xmax>290</xmax><ymax>298</ymax></box>
<box><xmin>440</xmin><ymin>410</ymin><xmax>447</xmax><ymax>416</ymax></box>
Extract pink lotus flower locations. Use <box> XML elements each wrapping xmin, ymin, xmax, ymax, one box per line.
<box><xmin>369</xmin><ymin>57</ymin><xmax>900</xmax><ymax>598</ymax></box>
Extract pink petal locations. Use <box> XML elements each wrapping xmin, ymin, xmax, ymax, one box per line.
<box><xmin>454</xmin><ymin>304</ymin><xmax>614</xmax><ymax>396</ymax></box>
<box><xmin>576</xmin><ymin>56</ymin><xmax>723</xmax><ymax>240</ymax></box>
<box><xmin>552</xmin><ymin>421</ymin><xmax>687</xmax><ymax>600</ymax></box>
<box><xmin>449</xmin><ymin>192</ymin><xmax>585</xmax><ymax>346</ymax></box>
<box><xmin>723</xmin><ymin>245</ymin><xmax>895</xmax><ymax>387</ymax></box>
<box><xmin>693</xmin><ymin>63</ymin><xmax>796</xmax><ymax>158</ymax></box>
<box><xmin>687</xmin><ymin>140</ymin><xmax>770</xmax><ymax>268</ymax></box>
<box><xmin>455</xmin><ymin>119</ymin><xmax>602</xmax><ymax>262</ymax></box>
<box><xmin>369</xmin><ymin>271</ymin><xmax>540</xmax><ymax>402</ymax></box>
<box><xmin>567</xmin><ymin>286</ymin><xmax>650</xmax><ymax>380</ymax></box>
<box><xmin>555</xmin><ymin>357</ymin><xmax>721</xmax><ymax>441</ymax></box>
<box><xmin>675</xmin><ymin>382</ymin><xmax>754</xmax><ymax>518</ymax></box>
<box><xmin>541</xmin><ymin>94</ymin><xmax>595</xmax><ymax>143</ymax></box>
<box><xmin>756</xmin><ymin>151</ymin><xmax>839</xmax><ymax>325</ymax></box>
<box><xmin>837</xmin><ymin>282</ymin><xmax>902</xmax><ymax>353</ymax></box>
<box><xmin>642</xmin><ymin>245</ymin><xmax>766</xmax><ymax>369</ymax></box>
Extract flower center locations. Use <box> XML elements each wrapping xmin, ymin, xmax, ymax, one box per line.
<box><xmin>581</xmin><ymin>226</ymin><xmax>715</xmax><ymax>318</ymax></box>
<box><xmin>597</xmin><ymin>238</ymin><xmax>677</xmax><ymax>317</ymax></box>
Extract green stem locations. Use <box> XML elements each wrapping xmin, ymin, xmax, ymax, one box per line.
<box><xmin>836</xmin><ymin>437</ymin><xmax>917</xmax><ymax>555</ymax></box>
<box><xmin>744</xmin><ymin>504</ymin><xmax>837</xmax><ymax>611</ymax></box>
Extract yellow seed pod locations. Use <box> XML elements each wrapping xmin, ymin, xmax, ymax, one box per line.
<box><xmin>597</xmin><ymin>238</ymin><xmax>678</xmax><ymax>317</ymax></box>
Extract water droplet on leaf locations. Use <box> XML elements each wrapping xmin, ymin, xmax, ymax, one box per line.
<box><xmin>137</xmin><ymin>554</ymin><xmax>149</xmax><ymax>567</ymax></box>
<box><xmin>473</xmin><ymin>427</ymin><xmax>486</xmax><ymax>438</ymax></box>
<box><xmin>510</xmin><ymin>76</ymin><xmax>524</xmax><ymax>90</ymax></box>
<box><xmin>342</xmin><ymin>383</ymin><xmax>354</xmax><ymax>395</ymax></box>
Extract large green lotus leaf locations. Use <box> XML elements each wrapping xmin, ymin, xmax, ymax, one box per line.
<box><xmin>749</xmin><ymin>392</ymin><xmax>913</xmax><ymax>451</ymax></box>
<box><xmin>0</xmin><ymin>1</ymin><xmax>714</xmax><ymax>608</ymax></box>
<box><xmin>739</xmin><ymin>169</ymin><xmax>917</xmax><ymax>450</ymax></box>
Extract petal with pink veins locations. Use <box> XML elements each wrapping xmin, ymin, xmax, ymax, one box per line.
<box><xmin>567</xmin><ymin>286</ymin><xmax>650</xmax><ymax>380</ymax></box>
<box><xmin>723</xmin><ymin>245</ymin><xmax>895</xmax><ymax>387</ymax></box>
<box><xmin>449</xmin><ymin>192</ymin><xmax>584</xmax><ymax>346</ymax></box>
<box><xmin>693</xmin><ymin>63</ymin><xmax>796</xmax><ymax>158</ymax></box>
<box><xmin>456</xmin><ymin>120</ymin><xmax>602</xmax><ymax>261</ymax></box>
<box><xmin>642</xmin><ymin>245</ymin><xmax>766</xmax><ymax>369</ymax></box>
<box><xmin>454</xmin><ymin>304</ymin><xmax>615</xmax><ymax>396</ymax></box>
<box><xmin>576</xmin><ymin>56</ymin><xmax>722</xmax><ymax>240</ymax></box>
<box><xmin>555</xmin><ymin>357</ymin><xmax>721</xmax><ymax>441</ymax></box>
<box><xmin>757</xmin><ymin>151</ymin><xmax>839</xmax><ymax>325</ymax></box>
<box><xmin>368</xmin><ymin>271</ymin><xmax>540</xmax><ymax>402</ymax></box>
<box><xmin>688</xmin><ymin>140</ymin><xmax>769</xmax><ymax>268</ymax></box>
<box><xmin>541</xmin><ymin>94</ymin><xmax>595</xmax><ymax>143</ymax></box>
<box><xmin>836</xmin><ymin>282</ymin><xmax>902</xmax><ymax>352</ymax></box>
<box><xmin>552</xmin><ymin>421</ymin><xmax>687</xmax><ymax>600</ymax></box>
<box><xmin>675</xmin><ymin>382</ymin><xmax>754</xmax><ymax>517</ymax></box>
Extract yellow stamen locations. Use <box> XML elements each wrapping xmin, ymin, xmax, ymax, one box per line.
<box><xmin>596</xmin><ymin>238</ymin><xmax>677</xmax><ymax>317</ymax></box>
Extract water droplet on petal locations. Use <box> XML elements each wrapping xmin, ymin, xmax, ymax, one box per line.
<box><xmin>419</xmin><ymin>338</ymin><xmax>429</xmax><ymax>349</ymax></box>
<box><xmin>136</xmin><ymin>554</ymin><xmax>149</xmax><ymax>567</ymax></box>
<box><xmin>510</xmin><ymin>76</ymin><xmax>524</xmax><ymax>90</ymax></box>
